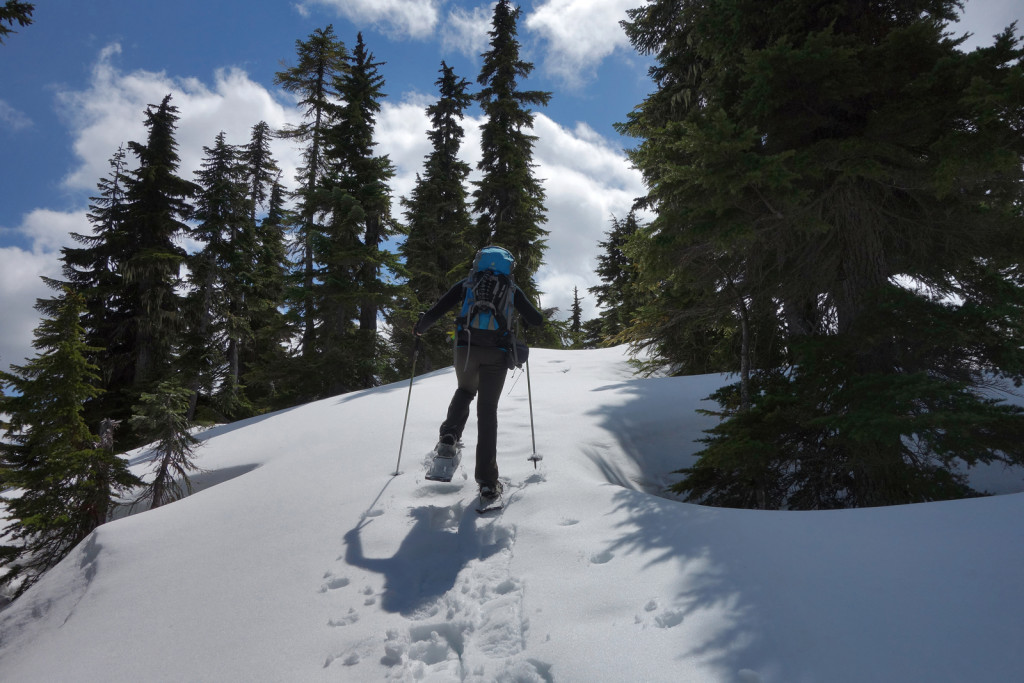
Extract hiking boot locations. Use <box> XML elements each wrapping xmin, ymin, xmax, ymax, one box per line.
<box><xmin>479</xmin><ymin>480</ymin><xmax>503</xmax><ymax>501</ymax></box>
<box><xmin>435</xmin><ymin>434</ymin><xmax>458</xmax><ymax>458</ymax></box>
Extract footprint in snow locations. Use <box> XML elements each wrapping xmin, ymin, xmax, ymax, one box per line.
<box><xmin>328</xmin><ymin>608</ymin><xmax>360</xmax><ymax>627</ymax></box>
<box><xmin>589</xmin><ymin>550</ymin><xmax>614</xmax><ymax>565</ymax></box>
<box><xmin>319</xmin><ymin>572</ymin><xmax>350</xmax><ymax>592</ymax></box>
<box><xmin>558</xmin><ymin>518</ymin><xmax>579</xmax><ymax>527</ymax></box>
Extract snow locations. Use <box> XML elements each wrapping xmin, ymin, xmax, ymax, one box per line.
<box><xmin>2</xmin><ymin>346</ymin><xmax>1023</xmax><ymax>682</ymax></box>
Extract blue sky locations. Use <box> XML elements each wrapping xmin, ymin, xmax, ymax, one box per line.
<box><xmin>0</xmin><ymin>0</ymin><xmax>1019</xmax><ymax>372</ymax></box>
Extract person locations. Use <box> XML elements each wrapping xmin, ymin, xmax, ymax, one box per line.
<box><xmin>413</xmin><ymin>247</ymin><xmax>544</xmax><ymax>502</ymax></box>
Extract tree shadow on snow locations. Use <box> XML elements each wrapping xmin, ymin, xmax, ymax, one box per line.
<box><xmin>585</xmin><ymin>375</ymin><xmax>800</xmax><ymax>679</ymax></box>
<box><xmin>342</xmin><ymin>498</ymin><xmax>511</xmax><ymax>616</ymax></box>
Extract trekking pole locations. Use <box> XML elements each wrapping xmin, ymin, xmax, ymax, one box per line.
<box><xmin>519</xmin><ymin>319</ymin><xmax>542</xmax><ymax>469</ymax></box>
<box><xmin>394</xmin><ymin>322</ymin><xmax>423</xmax><ymax>476</ymax></box>
<box><xmin>526</xmin><ymin>352</ymin><xmax>541</xmax><ymax>468</ymax></box>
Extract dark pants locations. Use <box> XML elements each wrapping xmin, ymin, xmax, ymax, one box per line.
<box><xmin>440</xmin><ymin>345</ymin><xmax>508</xmax><ymax>487</ymax></box>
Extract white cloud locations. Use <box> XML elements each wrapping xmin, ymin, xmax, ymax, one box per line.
<box><xmin>0</xmin><ymin>209</ymin><xmax>91</xmax><ymax>370</ymax></box>
<box><xmin>2</xmin><ymin>37</ymin><xmax>642</xmax><ymax>371</ymax></box>
<box><xmin>0</xmin><ymin>99</ymin><xmax>32</xmax><ymax>131</ymax></box>
<box><xmin>530</xmin><ymin>115</ymin><xmax>644</xmax><ymax>318</ymax></box>
<box><xmin>297</xmin><ymin>0</ymin><xmax>440</xmax><ymax>39</ymax></box>
<box><xmin>525</xmin><ymin>0</ymin><xmax>635</xmax><ymax>88</ymax></box>
<box><xmin>58</xmin><ymin>44</ymin><xmax>301</xmax><ymax>194</ymax></box>
<box><xmin>441</xmin><ymin>4</ymin><xmax>494</xmax><ymax>60</ymax></box>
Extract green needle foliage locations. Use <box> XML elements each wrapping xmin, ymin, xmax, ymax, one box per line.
<box><xmin>620</xmin><ymin>0</ymin><xmax>1024</xmax><ymax>507</ymax></box>
<box><xmin>1</xmin><ymin>289</ymin><xmax>140</xmax><ymax>597</ymax></box>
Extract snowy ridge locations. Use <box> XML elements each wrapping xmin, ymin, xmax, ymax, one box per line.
<box><xmin>1</xmin><ymin>346</ymin><xmax>1023</xmax><ymax>682</ymax></box>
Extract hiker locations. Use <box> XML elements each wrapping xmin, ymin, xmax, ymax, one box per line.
<box><xmin>413</xmin><ymin>246</ymin><xmax>544</xmax><ymax>502</ymax></box>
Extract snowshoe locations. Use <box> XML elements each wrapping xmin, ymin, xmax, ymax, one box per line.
<box><xmin>425</xmin><ymin>435</ymin><xmax>462</xmax><ymax>482</ymax></box>
<box><xmin>476</xmin><ymin>481</ymin><xmax>504</xmax><ymax>514</ymax></box>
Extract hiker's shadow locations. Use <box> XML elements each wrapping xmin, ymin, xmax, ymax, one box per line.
<box><xmin>343</xmin><ymin>499</ymin><xmax>511</xmax><ymax>615</ymax></box>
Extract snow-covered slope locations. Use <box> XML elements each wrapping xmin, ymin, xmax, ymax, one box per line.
<box><xmin>1</xmin><ymin>347</ymin><xmax>1023</xmax><ymax>682</ymax></box>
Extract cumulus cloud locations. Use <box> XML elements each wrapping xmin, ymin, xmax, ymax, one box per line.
<box><xmin>58</xmin><ymin>44</ymin><xmax>301</xmax><ymax>194</ymax></box>
<box><xmin>525</xmin><ymin>0</ymin><xmax>635</xmax><ymax>87</ymax></box>
<box><xmin>0</xmin><ymin>99</ymin><xmax>32</xmax><ymax>131</ymax></box>
<box><xmin>441</xmin><ymin>4</ymin><xmax>494</xmax><ymax>61</ymax></box>
<box><xmin>297</xmin><ymin>0</ymin><xmax>440</xmax><ymax>39</ymax></box>
<box><xmin>0</xmin><ymin>209</ymin><xmax>90</xmax><ymax>369</ymax></box>
<box><xmin>3</xmin><ymin>35</ymin><xmax>642</xmax><ymax>371</ymax></box>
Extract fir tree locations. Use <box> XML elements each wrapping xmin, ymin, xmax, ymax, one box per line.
<box><xmin>318</xmin><ymin>32</ymin><xmax>399</xmax><ymax>392</ymax></box>
<box><xmin>399</xmin><ymin>61</ymin><xmax>475</xmax><ymax>373</ymax></box>
<box><xmin>620</xmin><ymin>0</ymin><xmax>1024</xmax><ymax>507</ymax></box>
<box><xmin>181</xmin><ymin>131</ymin><xmax>250</xmax><ymax>420</ymax></box>
<box><xmin>473</xmin><ymin>0</ymin><xmax>551</xmax><ymax>301</ymax></box>
<box><xmin>130</xmin><ymin>380</ymin><xmax>200</xmax><ymax>509</ymax></box>
<box><xmin>274</xmin><ymin>26</ymin><xmax>348</xmax><ymax>364</ymax></box>
<box><xmin>569</xmin><ymin>286</ymin><xmax>584</xmax><ymax>349</ymax></box>
<box><xmin>121</xmin><ymin>94</ymin><xmax>198</xmax><ymax>390</ymax></box>
<box><xmin>45</xmin><ymin>146</ymin><xmax>135</xmax><ymax>426</ymax></box>
<box><xmin>0</xmin><ymin>289</ymin><xmax>140</xmax><ymax>597</ymax></box>
<box><xmin>241</xmin><ymin>177</ymin><xmax>293</xmax><ymax>410</ymax></box>
<box><xmin>589</xmin><ymin>212</ymin><xmax>643</xmax><ymax>344</ymax></box>
<box><xmin>0</xmin><ymin>1</ymin><xmax>32</xmax><ymax>43</ymax></box>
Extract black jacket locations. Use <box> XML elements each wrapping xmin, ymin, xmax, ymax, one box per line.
<box><xmin>414</xmin><ymin>279</ymin><xmax>544</xmax><ymax>348</ymax></box>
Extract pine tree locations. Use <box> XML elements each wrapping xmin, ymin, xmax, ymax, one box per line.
<box><xmin>44</xmin><ymin>146</ymin><xmax>135</xmax><ymax>426</ymax></box>
<box><xmin>620</xmin><ymin>0</ymin><xmax>1024</xmax><ymax>507</ymax></box>
<box><xmin>181</xmin><ymin>131</ymin><xmax>250</xmax><ymax>420</ymax></box>
<box><xmin>274</xmin><ymin>26</ymin><xmax>348</xmax><ymax>365</ymax></box>
<box><xmin>121</xmin><ymin>94</ymin><xmax>198</xmax><ymax>390</ymax></box>
<box><xmin>318</xmin><ymin>32</ymin><xmax>399</xmax><ymax>392</ymax></box>
<box><xmin>241</xmin><ymin>177</ymin><xmax>293</xmax><ymax>410</ymax></box>
<box><xmin>233</xmin><ymin>120</ymin><xmax>288</xmax><ymax>414</ymax></box>
<box><xmin>0</xmin><ymin>289</ymin><xmax>141</xmax><ymax>597</ymax></box>
<box><xmin>473</xmin><ymin>0</ymin><xmax>551</xmax><ymax>301</ymax></box>
<box><xmin>589</xmin><ymin>212</ymin><xmax>643</xmax><ymax>344</ymax></box>
<box><xmin>0</xmin><ymin>1</ymin><xmax>32</xmax><ymax>43</ymax></box>
<box><xmin>130</xmin><ymin>380</ymin><xmax>200</xmax><ymax>509</ymax></box>
<box><xmin>399</xmin><ymin>61</ymin><xmax>475</xmax><ymax>373</ymax></box>
<box><xmin>569</xmin><ymin>286</ymin><xmax>584</xmax><ymax>349</ymax></box>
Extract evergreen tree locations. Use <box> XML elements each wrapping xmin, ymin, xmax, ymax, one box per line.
<box><xmin>274</xmin><ymin>26</ymin><xmax>348</xmax><ymax>364</ymax></box>
<box><xmin>45</xmin><ymin>146</ymin><xmax>135</xmax><ymax>426</ymax></box>
<box><xmin>318</xmin><ymin>32</ymin><xmax>399</xmax><ymax>392</ymax></box>
<box><xmin>0</xmin><ymin>289</ymin><xmax>140</xmax><ymax>597</ymax></box>
<box><xmin>235</xmin><ymin>121</ymin><xmax>288</xmax><ymax>414</ymax></box>
<box><xmin>620</xmin><ymin>0</ymin><xmax>1024</xmax><ymax>507</ymax></box>
<box><xmin>121</xmin><ymin>94</ymin><xmax>198</xmax><ymax>390</ymax></box>
<box><xmin>399</xmin><ymin>62</ymin><xmax>475</xmax><ymax>373</ymax></box>
<box><xmin>569</xmin><ymin>286</ymin><xmax>584</xmax><ymax>349</ymax></box>
<box><xmin>241</xmin><ymin>177</ymin><xmax>293</xmax><ymax>410</ymax></box>
<box><xmin>130</xmin><ymin>380</ymin><xmax>200</xmax><ymax>509</ymax></box>
<box><xmin>181</xmin><ymin>131</ymin><xmax>250</xmax><ymax>420</ymax></box>
<box><xmin>589</xmin><ymin>212</ymin><xmax>643</xmax><ymax>344</ymax></box>
<box><xmin>0</xmin><ymin>1</ymin><xmax>32</xmax><ymax>43</ymax></box>
<box><xmin>473</xmin><ymin>0</ymin><xmax>552</xmax><ymax>301</ymax></box>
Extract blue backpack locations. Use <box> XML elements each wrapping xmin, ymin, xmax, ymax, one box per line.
<box><xmin>458</xmin><ymin>246</ymin><xmax>516</xmax><ymax>338</ymax></box>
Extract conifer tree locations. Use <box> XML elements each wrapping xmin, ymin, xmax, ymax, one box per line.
<box><xmin>620</xmin><ymin>0</ymin><xmax>1024</xmax><ymax>507</ymax></box>
<box><xmin>569</xmin><ymin>287</ymin><xmax>584</xmax><ymax>349</ymax></box>
<box><xmin>473</xmin><ymin>0</ymin><xmax>551</xmax><ymax>301</ymax></box>
<box><xmin>0</xmin><ymin>1</ymin><xmax>32</xmax><ymax>43</ymax></box>
<box><xmin>318</xmin><ymin>32</ymin><xmax>399</xmax><ymax>392</ymax></box>
<box><xmin>45</xmin><ymin>146</ymin><xmax>135</xmax><ymax>426</ymax></box>
<box><xmin>181</xmin><ymin>131</ymin><xmax>250</xmax><ymax>419</ymax></box>
<box><xmin>242</xmin><ymin>177</ymin><xmax>293</xmax><ymax>409</ymax></box>
<box><xmin>589</xmin><ymin>212</ymin><xmax>642</xmax><ymax>343</ymax></box>
<box><xmin>0</xmin><ymin>289</ymin><xmax>140</xmax><ymax>597</ymax></box>
<box><xmin>399</xmin><ymin>62</ymin><xmax>475</xmax><ymax>373</ymax></box>
<box><xmin>130</xmin><ymin>380</ymin><xmax>200</xmax><ymax>509</ymax></box>
<box><xmin>274</xmin><ymin>26</ymin><xmax>348</xmax><ymax>364</ymax></box>
<box><xmin>121</xmin><ymin>94</ymin><xmax>198</xmax><ymax>390</ymax></box>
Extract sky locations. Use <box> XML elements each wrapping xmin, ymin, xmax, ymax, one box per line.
<box><xmin>1</xmin><ymin>345</ymin><xmax>1023</xmax><ymax>681</ymax></box>
<box><xmin>0</xmin><ymin>0</ymin><xmax>1021</xmax><ymax>373</ymax></box>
